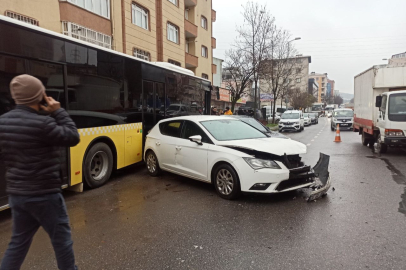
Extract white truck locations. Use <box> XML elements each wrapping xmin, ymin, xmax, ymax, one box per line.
<box><xmin>353</xmin><ymin>64</ymin><xmax>406</xmax><ymax>153</ymax></box>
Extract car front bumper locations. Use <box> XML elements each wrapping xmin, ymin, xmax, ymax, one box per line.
<box><xmin>333</xmin><ymin>122</ymin><xmax>353</xmax><ymax>130</ymax></box>
<box><xmin>384</xmin><ymin>137</ymin><xmax>406</xmax><ymax>146</ymax></box>
<box><xmin>235</xmin><ymin>154</ymin><xmax>331</xmax><ymax>194</ymax></box>
<box><xmin>279</xmin><ymin>123</ymin><xmax>300</xmax><ymax>131</ymax></box>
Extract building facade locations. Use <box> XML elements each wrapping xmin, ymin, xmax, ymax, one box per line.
<box><xmin>309</xmin><ymin>72</ymin><xmax>329</xmax><ymax>102</ymax></box>
<box><xmin>308</xmin><ymin>78</ymin><xmax>319</xmax><ymax>100</ymax></box>
<box><xmin>0</xmin><ymin>0</ymin><xmax>216</xmax><ymax>81</ymax></box>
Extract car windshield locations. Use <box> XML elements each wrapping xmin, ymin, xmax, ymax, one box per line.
<box><xmin>281</xmin><ymin>113</ymin><xmax>299</xmax><ymax>119</ymax></box>
<box><xmin>200</xmin><ymin>120</ymin><xmax>267</xmax><ymax>141</ymax></box>
<box><xmin>389</xmin><ymin>94</ymin><xmax>406</xmax><ymax>115</ymax></box>
<box><xmin>334</xmin><ymin>110</ymin><xmax>354</xmax><ymax>117</ymax></box>
<box><xmin>239</xmin><ymin>118</ymin><xmax>268</xmax><ymax>133</ymax></box>
<box><xmin>167</xmin><ymin>105</ymin><xmax>180</xmax><ymax>111</ymax></box>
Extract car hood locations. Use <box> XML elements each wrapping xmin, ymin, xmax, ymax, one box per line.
<box><xmin>217</xmin><ymin>137</ymin><xmax>306</xmax><ymax>156</ymax></box>
<box><xmin>279</xmin><ymin>119</ymin><xmax>299</xmax><ymax>123</ymax></box>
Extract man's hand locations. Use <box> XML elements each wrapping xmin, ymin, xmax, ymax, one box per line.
<box><xmin>40</xmin><ymin>96</ymin><xmax>61</xmax><ymax>113</ymax></box>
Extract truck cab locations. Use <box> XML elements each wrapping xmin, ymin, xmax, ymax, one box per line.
<box><xmin>375</xmin><ymin>91</ymin><xmax>406</xmax><ymax>152</ymax></box>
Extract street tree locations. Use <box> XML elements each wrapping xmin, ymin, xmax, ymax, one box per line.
<box><xmin>289</xmin><ymin>88</ymin><xmax>317</xmax><ymax>110</ymax></box>
<box><xmin>260</xmin><ymin>30</ymin><xmax>300</xmax><ymax>123</ymax></box>
<box><xmin>235</xmin><ymin>1</ymin><xmax>275</xmax><ymax>114</ymax></box>
<box><xmin>223</xmin><ymin>49</ymin><xmax>254</xmax><ymax>112</ymax></box>
<box><xmin>334</xmin><ymin>95</ymin><xmax>344</xmax><ymax>106</ymax></box>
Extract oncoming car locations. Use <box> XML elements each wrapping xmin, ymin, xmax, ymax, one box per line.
<box><xmin>144</xmin><ymin>116</ymin><xmax>330</xmax><ymax>200</ymax></box>
<box><xmin>331</xmin><ymin>109</ymin><xmax>354</xmax><ymax>131</ymax></box>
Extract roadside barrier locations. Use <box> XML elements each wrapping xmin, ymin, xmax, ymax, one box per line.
<box><xmin>334</xmin><ymin>124</ymin><xmax>341</xmax><ymax>143</ymax></box>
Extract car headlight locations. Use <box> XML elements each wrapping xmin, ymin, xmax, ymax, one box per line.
<box><xmin>243</xmin><ymin>157</ymin><xmax>281</xmax><ymax>170</ymax></box>
<box><xmin>333</xmin><ymin>118</ymin><xmax>337</xmax><ymax>122</ymax></box>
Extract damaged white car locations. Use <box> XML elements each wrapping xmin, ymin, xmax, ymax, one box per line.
<box><xmin>144</xmin><ymin>116</ymin><xmax>330</xmax><ymax>200</ymax></box>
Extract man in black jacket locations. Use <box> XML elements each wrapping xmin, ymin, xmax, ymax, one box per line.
<box><xmin>0</xmin><ymin>74</ymin><xmax>80</xmax><ymax>270</ymax></box>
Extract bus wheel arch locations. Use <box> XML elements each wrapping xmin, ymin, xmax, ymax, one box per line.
<box><xmin>83</xmin><ymin>137</ymin><xmax>117</xmax><ymax>189</ymax></box>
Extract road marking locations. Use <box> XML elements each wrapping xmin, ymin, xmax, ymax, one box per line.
<box><xmin>311</xmin><ymin>139</ymin><xmax>314</xmax><ymax>141</ymax></box>
<box><xmin>315</xmin><ymin>136</ymin><xmax>318</xmax><ymax>138</ymax></box>
<box><xmin>307</xmin><ymin>143</ymin><xmax>311</xmax><ymax>146</ymax></box>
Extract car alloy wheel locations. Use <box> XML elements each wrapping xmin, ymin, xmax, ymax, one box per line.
<box><xmin>147</xmin><ymin>153</ymin><xmax>157</xmax><ymax>173</ymax></box>
<box><xmin>216</xmin><ymin>169</ymin><xmax>234</xmax><ymax>195</ymax></box>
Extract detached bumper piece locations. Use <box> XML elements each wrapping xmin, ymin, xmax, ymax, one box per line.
<box><xmin>276</xmin><ymin>165</ymin><xmax>315</xmax><ymax>191</ymax></box>
<box><xmin>307</xmin><ymin>153</ymin><xmax>331</xmax><ymax>202</ymax></box>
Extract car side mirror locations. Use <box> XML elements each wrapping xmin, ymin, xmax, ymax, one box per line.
<box><xmin>375</xmin><ymin>96</ymin><xmax>382</xmax><ymax>108</ymax></box>
<box><xmin>189</xmin><ymin>135</ymin><xmax>203</xmax><ymax>145</ymax></box>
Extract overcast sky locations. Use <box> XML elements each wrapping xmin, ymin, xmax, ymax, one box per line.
<box><xmin>212</xmin><ymin>0</ymin><xmax>406</xmax><ymax>94</ymax></box>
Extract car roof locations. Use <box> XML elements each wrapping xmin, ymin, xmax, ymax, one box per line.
<box><xmin>159</xmin><ymin>115</ymin><xmax>236</xmax><ymax>123</ymax></box>
<box><xmin>283</xmin><ymin>110</ymin><xmax>301</xmax><ymax>114</ymax></box>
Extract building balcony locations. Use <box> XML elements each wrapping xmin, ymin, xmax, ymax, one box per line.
<box><xmin>212</xmin><ymin>9</ymin><xmax>216</xmax><ymax>22</ymax></box>
<box><xmin>212</xmin><ymin>64</ymin><xmax>217</xmax><ymax>74</ymax></box>
<box><xmin>185</xmin><ymin>53</ymin><xmax>198</xmax><ymax>68</ymax></box>
<box><xmin>185</xmin><ymin>19</ymin><xmax>198</xmax><ymax>38</ymax></box>
<box><xmin>211</xmin><ymin>37</ymin><xmax>216</xmax><ymax>49</ymax></box>
<box><xmin>185</xmin><ymin>0</ymin><xmax>197</xmax><ymax>7</ymax></box>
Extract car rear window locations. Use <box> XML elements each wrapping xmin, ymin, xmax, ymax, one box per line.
<box><xmin>159</xmin><ymin>121</ymin><xmax>183</xmax><ymax>137</ymax></box>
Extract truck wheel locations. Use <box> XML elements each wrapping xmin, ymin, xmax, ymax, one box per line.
<box><xmin>361</xmin><ymin>131</ymin><xmax>370</xmax><ymax>146</ymax></box>
<box><xmin>375</xmin><ymin>137</ymin><xmax>388</xmax><ymax>154</ymax></box>
<box><xmin>83</xmin><ymin>142</ymin><xmax>114</xmax><ymax>188</ymax></box>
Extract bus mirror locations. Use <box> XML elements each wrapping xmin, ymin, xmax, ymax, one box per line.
<box><xmin>375</xmin><ymin>96</ymin><xmax>382</xmax><ymax>108</ymax></box>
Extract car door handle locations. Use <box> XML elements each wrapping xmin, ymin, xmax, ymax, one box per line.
<box><xmin>156</xmin><ymin>142</ymin><xmax>161</xmax><ymax>146</ymax></box>
<box><xmin>176</xmin><ymin>146</ymin><xmax>182</xmax><ymax>151</ymax></box>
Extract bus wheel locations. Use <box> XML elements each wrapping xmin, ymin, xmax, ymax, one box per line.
<box><xmin>84</xmin><ymin>143</ymin><xmax>113</xmax><ymax>188</ymax></box>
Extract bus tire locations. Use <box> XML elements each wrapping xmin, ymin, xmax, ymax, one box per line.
<box><xmin>83</xmin><ymin>142</ymin><xmax>114</xmax><ymax>188</ymax></box>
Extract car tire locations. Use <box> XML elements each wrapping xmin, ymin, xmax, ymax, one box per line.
<box><xmin>331</xmin><ymin>125</ymin><xmax>334</xmax><ymax>131</ymax></box>
<box><xmin>83</xmin><ymin>142</ymin><xmax>114</xmax><ymax>188</ymax></box>
<box><xmin>145</xmin><ymin>150</ymin><xmax>162</xmax><ymax>177</ymax></box>
<box><xmin>213</xmin><ymin>164</ymin><xmax>241</xmax><ymax>200</ymax></box>
<box><xmin>375</xmin><ymin>136</ymin><xmax>388</xmax><ymax>154</ymax></box>
<box><xmin>361</xmin><ymin>131</ymin><xmax>370</xmax><ymax>146</ymax></box>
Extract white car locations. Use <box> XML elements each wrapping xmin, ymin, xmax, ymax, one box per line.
<box><xmin>327</xmin><ymin>111</ymin><xmax>333</xmax><ymax>118</ymax></box>
<box><xmin>278</xmin><ymin>110</ymin><xmax>305</xmax><ymax>132</ymax></box>
<box><xmin>303</xmin><ymin>114</ymin><xmax>312</xmax><ymax>126</ymax></box>
<box><xmin>144</xmin><ymin>116</ymin><xmax>325</xmax><ymax>200</ymax></box>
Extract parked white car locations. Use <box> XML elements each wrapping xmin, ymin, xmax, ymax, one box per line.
<box><xmin>303</xmin><ymin>114</ymin><xmax>312</xmax><ymax>126</ymax></box>
<box><xmin>144</xmin><ymin>116</ymin><xmax>325</xmax><ymax>200</ymax></box>
<box><xmin>278</xmin><ymin>110</ymin><xmax>305</xmax><ymax>132</ymax></box>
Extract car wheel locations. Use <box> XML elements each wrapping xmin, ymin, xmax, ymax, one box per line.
<box><xmin>331</xmin><ymin>125</ymin><xmax>334</xmax><ymax>131</ymax></box>
<box><xmin>213</xmin><ymin>164</ymin><xmax>241</xmax><ymax>200</ymax></box>
<box><xmin>375</xmin><ymin>136</ymin><xmax>388</xmax><ymax>154</ymax></box>
<box><xmin>145</xmin><ymin>150</ymin><xmax>162</xmax><ymax>176</ymax></box>
<box><xmin>83</xmin><ymin>142</ymin><xmax>114</xmax><ymax>188</ymax></box>
<box><xmin>361</xmin><ymin>131</ymin><xmax>370</xmax><ymax>146</ymax></box>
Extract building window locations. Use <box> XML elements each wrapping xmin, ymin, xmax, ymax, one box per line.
<box><xmin>167</xmin><ymin>22</ymin><xmax>179</xmax><ymax>43</ymax></box>
<box><xmin>202</xmin><ymin>74</ymin><xmax>209</xmax><ymax>79</ymax></box>
<box><xmin>5</xmin><ymin>11</ymin><xmax>39</xmax><ymax>26</ymax></box>
<box><xmin>201</xmin><ymin>46</ymin><xmax>208</xmax><ymax>58</ymax></box>
<box><xmin>133</xmin><ymin>48</ymin><xmax>150</xmax><ymax>61</ymax></box>
<box><xmin>296</xmin><ymin>68</ymin><xmax>301</xmax><ymax>74</ymax></box>
<box><xmin>201</xmin><ymin>16</ymin><xmax>208</xmax><ymax>29</ymax></box>
<box><xmin>132</xmin><ymin>3</ymin><xmax>148</xmax><ymax>30</ymax></box>
<box><xmin>63</xmin><ymin>0</ymin><xmax>110</xmax><ymax>19</ymax></box>
<box><xmin>185</xmin><ymin>9</ymin><xmax>189</xmax><ymax>20</ymax></box>
<box><xmin>168</xmin><ymin>0</ymin><xmax>178</xmax><ymax>6</ymax></box>
<box><xmin>295</xmin><ymin>78</ymin><xmax>301</xmax><ymax>83</ymax></box>
<box><xmin>169</xmin><ymin>59</ymin><xmax>181</xmax><ymax>66</ymax></box>
<box><xmin>62</xmin><ymin>21</ymin><xmax>112</xmax><ymax>49</ymax></box>
<box><xmin>185</xmin><ymin>42</ymin><xmax>189</xmax><ymax>53</ymax></box>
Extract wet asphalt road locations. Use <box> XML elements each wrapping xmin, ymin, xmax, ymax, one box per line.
<box><xmin>1</xmin><ymin>117</ymin><xmax>406</xmax><ymax>269</ymax></box>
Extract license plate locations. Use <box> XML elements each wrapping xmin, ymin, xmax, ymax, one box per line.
<box><xmin>341</xmin><ymin>124</ymin><xmax>348</xmax><ymax>126</ymax></box>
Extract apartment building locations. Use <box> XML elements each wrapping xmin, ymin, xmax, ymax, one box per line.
<box><xmin>309</xmin><ymin>72</ymin><xmax>329</xmax><ymax>102</ymax></box>
<box><xmin>328</xmin><ymin>79</ymin><xmax>335</xmax><ymax>98</ymax></box>
<box><xmin>0</xmin><ymin>0</ymin><xmax>216</xmax><ymax>81</ymax></box>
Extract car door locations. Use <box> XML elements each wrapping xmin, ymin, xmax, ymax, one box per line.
<box><xmin>174</xmin><ymin>121</ymin><xmax>210</xmax><ymax>181</ymax></box>
<box><xmin>157</xmin><ymin>120</ymin><xmax>183</xmax><ymax>172</ymax></box>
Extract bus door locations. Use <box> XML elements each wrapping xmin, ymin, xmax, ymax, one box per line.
<box><xmin>142</xmin><ymin>81</ymin><xmax>165</xmax><ymax>134</ymax></box>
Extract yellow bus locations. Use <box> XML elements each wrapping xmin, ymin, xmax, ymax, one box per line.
<box><xmin>0</xmin><ymin>16</ymin><xmax>212</xmax><ymax>210</ymax></box>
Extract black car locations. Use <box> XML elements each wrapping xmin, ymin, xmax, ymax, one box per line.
<box><xmin>222</xmin><ymin>115</ymin><xmax>288</xmax><ymax>139</ymax></box>
<box><xmin>308</xmin><ymin>113</ymin><xmax>319</xmax><ymax>124</ymax></box>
